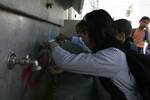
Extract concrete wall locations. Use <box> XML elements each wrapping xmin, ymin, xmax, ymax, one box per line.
<box><xmin>0</xmin><ymin>0</ymin><xmax>64</xmax><ymax>26</ymax></box>
<box><xmin>0</xmin><ymin>2</ymin><xmax>60</xmax><ymax>100</ymax></box>
<box><xmin>0</xmin><ymin>0</ymin><xmax>97</xmax><ymax>100</ymax></box>
<box><xmin>60</xmin><ymin>20</ymin><xmax>80</xmax><ymax>37</ymax></box>
<box><xmin>0</xmin><ymin>9</ymin><xmax>97</xmax><ymax>100</ymax></box>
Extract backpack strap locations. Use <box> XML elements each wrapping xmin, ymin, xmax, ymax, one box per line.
<box><xmin>131</xmin><ymin>29</ymin><xmax>136</xmax><ymax>37</ymax></box>
<box><xmin>145</xmin><ymin>30</ymin><xmax>149</xmax><ymax>43</ymax></box>
<box><xmin>94</xmin><ymin>76</ymin><xmax>112</xmax><ymax>100</ymax></box>
<box><xmin>94</xmin><ymin>76</ymin><xmax>127</xmax><ymax>100</ymax></box>
<box><xmin>125</xmin><ymin>52</ymin><xmax>150</xmax><ymax>100</ymax></box>
<box><xmin>100</xmin><ymin>77</ymin><xmax>127</xmax><ymax>100</ymax></box>
<box><xmin>129</xmin><ymin>29</ymin><xmax>136</xmax><ymax>42</ymax></box>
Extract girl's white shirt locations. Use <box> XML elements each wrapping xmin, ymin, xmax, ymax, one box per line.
<box><xmin>51</xmin><ymin>43</ymin><xmax>139</xmax><ymax>100</ymax></box>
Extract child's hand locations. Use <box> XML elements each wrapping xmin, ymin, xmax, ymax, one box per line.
<box><xmin>49</xmin><ymin>66</ymin><xmax>64</xmax><ymax>74</ymax></box>
<box><xmin>48</xmin><ymin>32</ymin><xmax>59</xmax><ymax>43</ymax></box>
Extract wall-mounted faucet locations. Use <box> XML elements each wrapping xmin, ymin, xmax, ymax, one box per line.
<box><xmin>7</xmin><ymin>52</ymin><xmax>42</xmax><ymax>71</ymax></box>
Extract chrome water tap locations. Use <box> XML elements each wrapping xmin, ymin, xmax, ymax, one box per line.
<box><xmin>7</xmin><ymin>52</ymin><xmax>42</xmax><ymax>71</ymax></box>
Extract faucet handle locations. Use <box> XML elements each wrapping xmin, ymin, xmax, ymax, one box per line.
<box><xmin>25</xmin><ymin>55</ymin><xmax>29</xmax><ymax>59</ymax></box>
<box><xmin>31</xmin><ymin>60</ymin><xmax>42</xmax><ymax>71</ymax></box>
<box><xmin>7</xmin><ymin>52</ymin><xmax>17</xmax><ymax>69</ymax></box>
<box><xmin>7</xmin><ymin>52</ymin><xmax>42</xmax><ymax>71</ymax></box>
<box><xmin>32</xmin><ymin>65</ymin><xmax>42</xmax><ymax>71</ymax></box>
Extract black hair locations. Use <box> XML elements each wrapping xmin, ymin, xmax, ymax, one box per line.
<box><xmin>140</xmin><ymin>16</ymin><xmax>150</xmax><ymax>22</ymax></box>
<box><xmin>75</xmin><ymin>20</ymin><xmax>87</xmax><ymax>34</ymax></box>
<box><xmin>83</xmin><ymin>9</ymin><xmax>118</xmax><ymax>52</ymax></box>
<box><xmin>114</xmin><ymin>19</ymin><xmax>132</xmax><ymax>40</ymax></box>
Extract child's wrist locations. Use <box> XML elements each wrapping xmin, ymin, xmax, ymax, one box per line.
<box><xmin>50</xmin><ymin>41</ymin><xmax>59</xmax><ymax>48</ymax></box>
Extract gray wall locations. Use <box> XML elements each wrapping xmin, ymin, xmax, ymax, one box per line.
<box><xmin>0</xmin><ymin>6</ymin><xmax>59</xmax><ymax>100</ymax></box>
<box><xmin>0</xmin><ymin>1</ymin><xmax>96</xmax><ymax>100</ymax></box>
<box><xmin>0</xmin><ymin>0</ymin><xmax>67</xmax><ymax>99</ymax></box>
<box><xmin>0</xmin><ymin>9</ymin><xmax>96</xmax><ymax>100</ymax></box>
<box><xmin>60</xmin><ymin>20</ymin><xmax>80</xmax><ymax>37</ymax></box>
<box><xmin>0</xmin><ymin>0</ymin><xmax>64</xmax><ymax>26</ymax></box>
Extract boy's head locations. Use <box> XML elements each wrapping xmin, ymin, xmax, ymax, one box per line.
<box><xmin>139</xmin><ymin>16</ymin><xmax>150</xmax><ymax>29</ymax></box>
<box><xmin>114</xmin><ymin>19</ymin><xmax>132</xmax><ymax>44</ymax></box>
<box><xmin>140</xmin><ymin>16</ymin><xmax>150</xmax><ymax>22</ymax></box>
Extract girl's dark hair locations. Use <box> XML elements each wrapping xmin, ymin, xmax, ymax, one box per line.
<box><xmin>83</xmin><ymin>9</ymin><xmax>117</xmax><ymax>52</ymax></box>
<box><xmin>114</xmin><ymin>19</ymin><xmax>132</xmax><ymax>40</ymax></box>
<box><xmin>76</xmin><ymin>20</ymin><xmax>87</xmax><ymax>34</ymax></box>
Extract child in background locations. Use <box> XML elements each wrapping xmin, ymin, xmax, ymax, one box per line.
<box><xmin>114</xmin><ymin>19</ymin><xmax>138</xmax><ymax>53</ymax></box>
<box><xmin>56</xmin><ymin>20</ymin><xmax>90</xmax><ymax>52</ymax></box>
<box><xmin>132</xmin><ymin>16</ymin><xmax>150</xmax><ymax>54</ymax></box>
